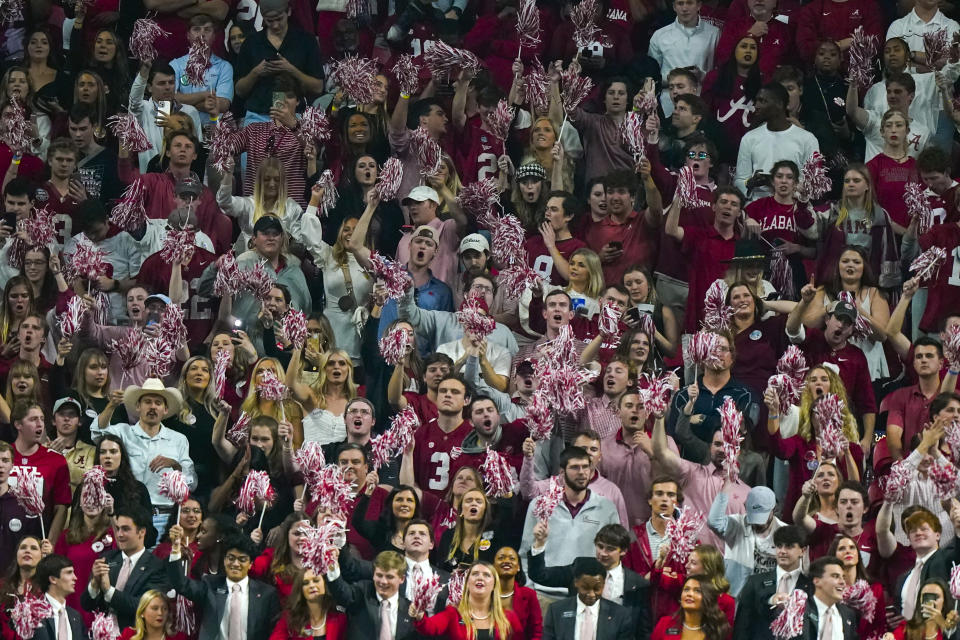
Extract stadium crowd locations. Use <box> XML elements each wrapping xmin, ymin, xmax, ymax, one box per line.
<box><xmin>3</xmin><ymin>0</ymin><xmax>960</xmax><ymax>639</ymax></box>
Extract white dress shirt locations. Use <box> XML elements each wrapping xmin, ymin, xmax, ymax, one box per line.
<box><xmin>404</xmin><ymin>558</ymin><xmax>434</xmax><ymax>601</ymax></box>
<box><xmin>648</xmin><ymin>17</ymin><xmax>720</xmax><ymax>115</ymax></box>
<box><xmin>574</xmin><ymin>599</ymin><xmax>601</xmax><ymax>640</ymax></box>
<box><xmin>45</xmin><ymin>594</ymin><xmax>71</xmax><ymax>639</ymax></box>
<box><xmin>377</xmin><ymin>591</ymin><xmax>400</xmax><ymax>637</ymax></box>
<box><xmin>900</xmin><ymin>548</ymin><xmax>937</xmax><ymax>611</ymax></box>
<box><xmin>813</xmin><ymin>596</ymin><xmax>843</xmax><ymax>640</ymax></box>
<box><xmin>605</xmin><ymin>565</ymin><xmax>624</xmax><ymax>604</ymax></box>
<box><xmin>770</xmin><ymin>566</ymin><xmax>801</xmax><ymax>603</ymax></box>
<box><xmin>221</xmin><ymin>576</ymin><xmax>249</xmax><ymax>640</ymax></box>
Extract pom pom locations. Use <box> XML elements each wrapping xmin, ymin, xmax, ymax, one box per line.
<box><xmin>11</xmin><ymin>592</ymin><xmax>52</xmax><ymax>640</ymax></box>
<box><xmin>456</xmin><ymin>295</ymin><xmax>496</xmax><ymax>341</ymax></box>
<box><xmin>533</xmin><ymin>474</ymin><xmax>565</xmax><ymax>523</ymax></box>
<box><xmin>213</xmin><ymin>348</ymin><xmax>231</xmax><ymax>399</ymax></box>
<box><xmin>375</xmin><ymin>157</ymin><xmax>404</xmax><ymax>201</ymax></box>
<box><xmin>905</xmin><ymin>182</ymin><xmax>932</xmax><ymax>236</ymax></box>
<box><xmin>769</xmin><ymin>249</ymin><xmax>795</xmax><ymax>300</ymax></box>
<box><xmin>486</xmin><ymin>99</ymin><xmax>515</xmax><ymax>144</ymax></box>
<box><xmin>144</xmin><ymin>335</ymin><xmax>175</xmax><ymax>378</ymax></box>
<box><xmin>570</xmin><ymin>0</ymin><xmax>612</xmax><ymax>49</ymax></box>
<box><xmin>80</xmin><ymin>465</ymin><xmax>108</xmax><ymax>512</ymax></box>
<box><xmin>481</xmin><ymin>447</ymin><xmax>518</xmax><ymax>497</ymax></box>
<box><xmin>770</xmin><ymin>590</ymin><xmax>808</xmax><ymax>639</ymax></box>
<box><xmin>499</xmin><ymin>262</ymin><xmax>544</xmax><ymax>299</ymax></box>
<box><xmin>369</xmin><ymin>251</ymin><xmax>413</xmax><ymax>301</ymax></box>
<box><xmin>226</xmin><ymin>412</ymin><xmax>251</xmax><ymax>447</ymax></box>
<box><xmin>160</xmin><ymin>227</ymin><xmax>196</xmax><ymax>266</ymax></box>
<box><xmin>841</xmin><ymin>580</ymin><xmax>877</xmax><ymax>622</ymax></box>
<box><xmin>242</xmin><ymin>260</ymin><xmax>277</xmax><ymax>303</ymax></box>
<box><xmin>619</xmin><ymin>112</ymin><xmax>646</xmax><ymax>171</ymax></box>
<box><xmin>58</xmin><ymin>295</ymin><xmax>87</xmax><ymax>338</ymax></box>
<box><xmin>69</xmin><ymin>235</ymin><xmax>110</xmax><ymax>281</ymax></box>
<box><xmin>718</xmin><ymin>397</ymin><xmax>743</xmax><ymax>482</ymax></box>
<box><xmin>778</xmin><ymin>345</ymin><xmax>809</xmax><ymax>382</ymax></box>
<box><xmin>924</xmin><ymin>28</ymin><xmax>951</xmax><ymax>66</ymax></box>
<box><xmin>410</xmin><ymin>572</ymin><xmax>442</xmax><ymax>614</ymax></box>
<box><xmin>882</xmin><ymin>459</ymin><xmax>913</xmax><ymax>504</ymax></box>
<box><xmin>109</xmin><ymin>328</ymin><xmax>146</xmax><ymax>371</ymax></box>
<box><xmin>345</xmin><ymin>0</ymin><xmax>368</xmax><ymax>18</ymax></box>
<box><xmin>490</xmin><ymin>213</ymin><xmax>526</xmax><ymax>267</ymax></box>
<box><xmin>1</xmin><ymin>98</ymin><xmax>31</xmax><ymax>154</ymax></box>
<box><xmin>945</xmin><ymin>420</ymin><xmax>960</xmax><ymax>466</ymax></box>
<box><xmin>523</xmin><ymin>60</ymin><xmax>551</xmax><ymax>115</ymax></box>
<box><xmin>213</xmin><ymin>251</ymin><xmax>243</xmax><ymax>298</ymax></box>
<box><xmin>796</xmin><ymin>151</ymin><xmax>831</xmax><ymax>203</ymax></box>
<box><xmin>110</xmin><ymin>179</ymin><xmax>147</xmax><ymax>232</ymax></box>
<box><xmin>129</xmin><ymin>18</ymin><xmax>169</xmax><ymax>62</ymax></box>
<box><xmin>944</xmin><ymin>324</ymin><xmax>960</xmax><ymax>371</ymax></box>
<box><xmin>90</xmin><ymin>612</ymin><xmax>120</xmax><ymax>640</ymax></box>
<box><xmin>173</xmin><ymin>596</ymin><xmax>195</xmax><ymax>636</ymax></box>
<box><xmin>951</xmin><ymin>563</ymin><xmax>960</xmax><ymax>600</ymax></box>
<box><xmin>185</xmin><ymin>34</ymin><xmax>212</xmax><ymax>88</ymax></box>
<box><xmin>702</xmin><ymin>279</ymin><xmax>733</xmax><ymax>332</ymax></box>
<box><xmin>598</xmin><ymin>300</ymin><xmax>622</xmax><ymax>342</ymax></box>
<box><xmin>11</xmin><ymin>470</ymin><xmax>44</xmax><ymax>517</ymax></box>
<box><xmin>837</xmin><ymin>291</ymin><xmax>872</xmax><ymax>341</ymax></box>
<box><xmin>675</xmin><ymin>165</ymin><xmax>710</xmax><ymax>209</ymax></box>
<box><xmin>108</xmin><ymin>111</ymin><xmax>152</xmax><ymax>154</ymax></box>
<box><xmin>234</xmin><ymin>470</ymin><xmax>275</xmax><ymax>516</ymax></box>
<box><xmin>369</xmin><ymin>406</ymin><xmax>420</xmax><ymax>469</ymax></box>
<box><xmin>293</xmin><ymin>441</ymin><xmax>326</xmax><ymax>495</ymax></box>
<box><xmin>532</xmin><ymin>326</ymin><xmax>598</xmax><ymax>415</ymax></box>
<box><xmin>847</xmin><ymin>26</ymin><xmax>878</xmax><ymax>89</ymax></box>
<box><xmin>929</xmin><ymin>459</ymin><xmax>960</xmax><ymax>501</ymax></box>
<box><xmin>379</xmin><ymin>324</ymin><xmax>412</xmax><ymax>366</ymax></box>
<box><xmin>446</xmin><ymin>569</ymin><xmax>467</xmax><ymax>607</ymax></box>
<box><xmin>207</xmin><ymin>114</ymin><xmax>241</xmax><ymax>174</ymax></box>
<box><xmin>315</xmin><ymin>170</ymin><xmax>338</xmax><ymax>217</ymax></box>
<box><xmin>684</xmin><ymin>330</ymin><xmax>723</xmax><ymax>370</ymax></box>
<box><xmin>299</xmin><ymin>520</ymin><xmax>348</xmax><ymax>575</ymax></box>
<box><xmin>637</xmin><ymin>372</ymin><xmax>673</xmax><ymax>416</ymax></box>
<box><xmin>158</xmin><ymin>470</ymin><xmax>190</xmax><ymax>505</ymax></box>
<box><xmin>423</xmin><ymin>41</ymin><xmax>481</xmax><ymax>83</ymax></box>
<box><xmin>516</xmin><ymin>0</ymin><xmax>541</xmax><ymax>49</ymax></box>
<box><xmin>330</xmin><ymin>56</ymin><xmax>379</xmax><ymax>105</ymax></box>
<box><xmin>634</xmin><ymin>91</ymin><xmax>658</xmax><ymax>120</ymax></box>
<box><xmin>457</xmin><ymin>178</ymin><xmax>501</xmax><ymax>221</ymax></box>
<box><xmin>410</xmin><ymin>126</ymin><xmax>442</xmax><ymax>179</ymax></box>
<box><xmin>664</xmin><ymin>505</ymin><xmax>704</xmax><ymax>565</ymax></box>
<box><xmin>524</xmin><ymin>390</ymin><xmax>554</xmax><ymax>441</ymax></box>
<box><xmin>297</xmin><ymin>106</ymin><xmax>332</xmax><ymax>145</ymax></box>
<box><xmin>283</xmin><ymin>309</ymin><xmax>308</xmax><ymax>350</ymax></box>
<box><xmin>310</xmin><ymin>464</ymin><xmax>357</xmax><ymax>516</ymax></box>
<box><xmin>814</xmin><ymin>393</ymin><xmax>849</xmax><ymax>461</ymax></box>
<box><xmin>392</xmin><ymin>54</ymin><xmax>421</xmax><ymax>97</ymax></box>
<box><xmin>159</xmin><ymin>303</ymin><xmax>188</xmax><ymax>351</ymax></box>
<box><xmin>560</xmin><ymin>66</ymin><xmax>594</xmax><ymax>114</ymax></box>
<box><xmin>256</xmin><ymin>368</ymin><xmax>287</xmax><ymax>402</ymax></box>
<box><xmin>910</xmin><ymin>246</ymin><xmax>947</xmax><ymax>284</ymax></box>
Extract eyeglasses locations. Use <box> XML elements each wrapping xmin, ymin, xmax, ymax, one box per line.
<box><xmin>470</xmin><ymin>284</ymin><xmax>494</xmax><ymax>294</ymax></box>
<box><xmin>687</xmin><ymin>151</ymin><xmax>711</xmax><ymax>160</ymax></box>
<box><xmin>180</xmin><ymin>508</ymin><xmax>202</xmax><ymax>515</ymax></box>
<box><xmin>225</xmin><ymin>554</ymin><xmax>251</xmax><ymax>565</ymax></box>
<box><xmin>22</xmin><ymin>260</ymin><xmax>45</xmax><ymax>267</ymax></box>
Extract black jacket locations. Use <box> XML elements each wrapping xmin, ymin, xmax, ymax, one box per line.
<box><xmin>733</xmin><ymin>570</ymin><xmax>814</xmax><ymax>640</ymax></box>
<box><xmin>327</xmin><ymin>575</ymin><xmax>421</xmax><ymax>640</ymax></box>
<box><xmin>542</xmin><ymin>597</ymin><xmax>633</xmax><ymax>640</ymax></box>
<box><xmin>28</xmin><ymin>605</ymin><xmax>85</xmax><ymax>640</ymax></box>
<box><xmin>80</xmin><ymin>549</ymin><xmax>168</xmax><ymax>630</ymax></box>
<box><xmin>789</xmin><ymin>599</ymin><xmax>858</xmax><ymax>640</ymax></box>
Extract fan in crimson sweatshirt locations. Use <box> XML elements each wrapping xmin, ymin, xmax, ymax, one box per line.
<box><xmin>794</xmin><ymin>0</ymin><xmax>883</xmax><ymax>62</ymax></box>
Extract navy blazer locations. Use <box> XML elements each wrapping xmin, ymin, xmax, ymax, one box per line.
<box><xmin>327</xmin><ymin>575</ymin><xmax>420</xmax><ymax>640</ymax></box>
<box><xmin>732</xmin><ymin>571</ymin><xmax>814</xmax><ymax>640</ymax></box>
<box><xmin>543</xmin><ymin>597</ymin><xmax>633</xmax><ymax>640</ymax></box>
<box><xmin>791</xmin><ymin>600</ymin><xmax>858</xmax><ymax>640</ymax></box>
<box><xmin>28</xmin><ymin>605</ymin><xmax>85</xmax><ymax>640</ymax></box>
<box><xmin>79</xmin><ymin>549</ymin><xmax>168</xmax><ymax>630</ymax></box>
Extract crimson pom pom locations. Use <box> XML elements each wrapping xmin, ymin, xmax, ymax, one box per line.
<box><xmin>837</xmin><ymin>291</ymin><xmax>872</xmax><ymax>341</ymax></box>
<box><xmin>619</xmin><ymin>112</ymin><xmax>646</xmax><ymax>170</ymax></box>
<box><xmin>129</xmin><ymin>18</ymin><xmax>169</xmax><ymax>62</ymax></box>
<box><xmin>777</xmin><ymin>345</ymin><xmax>809</xmax><ymax>387</ymax></box>
<box><xmin>345</xmin><ymin>0</ymin><xmax>367</xmax><ymax>18</ymax></box>
<box><xmin>160</xmin><ymin>304</ymin><xmax>188</xmax><ymax>349</ymax></box>
<box><xmin>532</xmin><ymin>474</ymin><xmax>564</xmax><ymax>523</ymax></box>
<box><xmin>445</xmin><ymin>570</ymin><xmax>467</xmax><ymax>607</ymax></box>
<box><xmin>702</xmin><ymin>279</ymin><xmax>733</xmax><ymax>332</ymax></box>
<box><xmin>410</xmin><ymin>572</ymin><xmax>443</xmax><ymax>614</ymax></box>
<box><xmin>532</xmin><ymin>326</ymin><xmax>598</xmax><ymax>414</ymax></box>
<box><xmin>2</xmin><ymin>98</ymin><xmax>31</xmax><ymax>154</ymax></box>
<box><xmin>158</xmin><ymin>470</ymin><xmax>190</xmax><ymax>505</ymax></box>
<box><xmin>69</xmin><ymin>235</ymin><xmax>110</xmax><ymax>281</ymax></box>
<box><xmin>392</xmin><ymin>54</ymin><xmax>421</xmax><ymax>97</ymax></box>
<box><xmin>110</xmin><ymin>179</ymin><xmax>147</xmax><ymax>232</ymax></box>
<box><xmin>676</xmin><ymin>165</ymin><xmax>709</xmax><ymax>209</ymax></box>
<box><xmin>520</xmin><ymin>61</ymin><xmax>549</xmax><ymax>116</ymax></box>
<box><xmin>456</xmin><ymin>295</ymin><xmax>496</xmax><ymax>341</ymax></box>
<box><xmin>516</xmin><ymin>0</ymin><xmax>541</xmax><ymax>49</ymax></box>
<box><xmin>108</xmin><ymin>112</ymin><xmax>152</xmax><ymax>154</ymax></box>
<box><xmin>457</xmin><ymin>178</ymin><xmax>501</xmax><ymax>221</ymax></box>
<box><xmin>257</xmin><ymin>368</ymin><xmax>287</xmax><ymax>402</ymax></box>
<box><xmin>90</xmin><ymin>612</ymin><xmax>120</xmax><ymax>640</ymax></box>
<box><xmin>770</xmin><ymin>590</ymin><xmax>808</xmax><ymax>639</ymax></box>
<box><xmin>882</xmin><ymin>459</ymin><xmax>912</xmax><ymax>504</ymax></box>
<box><xmin>718</xmin><ymin>397</ymin><xmax>743</xmax><ymax>482</ymax></box>
<box><xmin>299</xmin><ymin>520</ymin><xmax>347</xmax><ymax>575</ymax></box>
<box><xmin>814</xmin><ymin>393</ymin><xmax>849</xmax><ymax>461</ymax></box>
<box><xmin>634</xmin><ymin>91</ymin><xmax>658</xmax><ymax>120</ymax></box>
<box><xmin>294</xmin><ymin>441</ymin><xmax>326</xmax><ymax>493</ymax></box>
<box><xmin>331</xmin><ymin>56</ymin><xmax>379</xmax><ymax>105</ymax></box>
<box><xmin>486</xmin><ymin>99</ymin><xmax>514</xmax><ymax>144</ymax></box>
<box><xmin>109</xmin><ymin>328</ymin><xmax>146</xmax><ymax>371</ymax></box>
<box><xmin>637</xmin><ymin>372</ymin><xmax>673</xmax><ymax>416</ymax></box>
<box><xmin>905</xmin><ymin>182</ymin><xmax>932</xmax><ymax>236</ymax></box>
<box><xmin>944</xmin><ymin>324</ymin><xmax>960</xmax><ymax>371</ymax></box>
<box><xmin>185</xmin><ymin>34</ymin><xmax>212</xmax><ymax>88</ymax></box>
<box><xmin>910</xmin><ymin>246</ymin><xmax>947</xmax><ymax>284</ymax></box>
<box><xmin>283</xmin><ymin>309</ymin><xmax>308</xmax><ymax>350</ymax></box>
<box><xmin>499</xmin><ymin>262</ymin><xmax>544</xmax><ymax>299</ymax></box>
<box><xmin>11</xmin><ymin>592</ymin><xmax>52</xmax><ymax>640</ymax></box>
<box><xmin>929</xmin><ymin>459</ymin><xmax>960</xmax><ymax>501</ymax></box>
<box><xmin>379</xmin><ymin>324</ymin><xmax>412</xmax><ymax>366</ymax></box>
<box><xmin>769</xmin><ymin>250</ymin><xmax>794</xmax><ymax>300</ymax></box>
<box><xmin>796</xmin><ymin>151</ymin><xmax>831</xmax><ymax>203</ymax></box>
<box><xmin>144</xmin><ymin>335</ymin><xmax>175</xmax><ymax>378</ymax></box>
<box><xmin>80</xmin><ymin>465</ymin><xmax>108</xmax><ymax>511</ymax></box>
<box><xmin>369</xmin><ymin>251</ymin><xmax>413</xmax><ymax>300</ymax></box>
<box><xmin>423</xmin><ymin>41</ymin><xmax>481</xmax><ymax>82</ymax></box>
<box><xmin>664</xmin><ymin>505</ymin><xmax>704</xmax><ymax>565</ymax></box>
<box><xmin>226</xmin><ymin>412</ymin><xmax>251</xmax><ymax>447</ymax></box>
<box><xmin>598</xmin><ymin>300</ymin><xmax>621</xmax><ymax>342</ymax></box>
<box><xmin>524</xmin><ymin>390</ymin><xmax>553</xmax><ymax>441</ymax></box>
<box><xmin>160</xmin><ymin>227</ymin><xmax>196</xmax><ymax>265</ymax></box>
<box><xmin>685</xmin><ymin>330</ymin><xmax>723</xmax><ymax>370</ymax></box>
<box><xmin>213</xmin><ymin>348</ymin><xmax>231</xmax><ymax>399</ymax></box>
<box><xmin>311</xmin><ymin>464</ymin><xmax>357</xmax><ymax>516</ymax></box>
<box><xmin>234</xmin><ymin>470</ymin><xmax>275</xmax><ymax>515</ymax></box>
<box><xmin>375</xmin><ymin>157</ymin><xmax>404</xmax><ymax>201</ymax></box>
<box><xmin>410</xmin><ymin>126</ymin><xmax>442</xmax><ymax>178</ymax></box>
<box><xmin>58</xmin><ymin>294</ymin><xmax>86</xmax><ymax>339</ymax></box>
<box><xmin>951</xmin><ymin>564</ymin><xmax>960</xmax><ymax>600</ymax></box>
<box><xmin>11</xmin><ymin>471</ymin><xmax>43</xmax><ymax>517</ymax></box>
<box><xmin>315</xmin><ymin>170</ymin><xmax>338</xmax><ymax>217</ymax></box>
<box><xmin>560</xmin><ymin>66</ymin><xmax>594</xmax><ymax>114</ymax></box>
<box><xmin>924</xmin><ymin>28</ymin><xmax>950</xmax><ymax>66</ymax></box>
<box><xmin>370</xmin><ymin>406</ymin><xmax>420</xmax><ymax>469</ymax></box>
<box><xmin>847</xmin><ymin>26</ymin><xmax>878</xmax><ymax>89</ymax></box>
<box><xmin>297</xmin><ymin>106</ymin><xmax>332</xmax><ymax>145</ymax></box>
<box><xmin>173</xmin><ymin>596</ymin><xmax>195</xmax><ymax>636</ymax></box>
<box><xmin>207</xmin><ymin>114</ymin><xmax>241</xmax><ymax>174</ymax></box>
<box><xmin>482</xmin><ymin>447</ymin><xmax>518</xmax><ymax>497</ymax></box>
<box><xmin>490</xmin><ymin>213</ymin><xmax>526</xmax><ymax>267</ymax></box>
<box><xmin>945</xmin><ymin>420</ymin><xmax>960</xmax><ymax>465</ymax></box>
<box><xmin>213</xmin><ymin>252</ymin><xmax>244</xmax><ymax>298</ymax></box>
<box><xmin>571</xmin><ymin>0</ymin><xmax>612</xmax><ymax>48</ymax></box>
<box><xmin>243</xmin><ymin>260</ymin><xmax>277</xmax><ymax>303</ymax></box>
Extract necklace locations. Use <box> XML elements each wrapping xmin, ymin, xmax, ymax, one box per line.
<box><xmin>470</xmin><ymin>611</ymin><xmax>491</xmax><ymax>620</ymax></box>
<box><xmin>682</xmin><ymin>623</ymin><xmax>702</xmax><ymax>631</ymax></box>
<box><xmin>500</xmin><ymin>592</ymin><xmax>514</xmax><ymax>598</ymax></box>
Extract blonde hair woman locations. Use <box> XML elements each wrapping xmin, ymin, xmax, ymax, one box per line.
<box><xmin>412</xmin><ymin>561</ymin><xmax>521</xmax><ymax>640</ymax></box>
<box><xmin>524</xmin><ymin>116</ymin><xmax>573</xmax><ymax>191</ymax></box>
<box><xmin>240</xmin><ymin>357</ymin><xmax>304</xmax><ymax>447</ymax></box>
<box><xmin>174</xmin><ymin>356</ymin><xmax>225</xmax><ymax>497</ymax></box>
<box><xmin>287</xmin><ymin>348</ymin><xmax>358</xmax><ymax>446</ymax></box>
<box><xmin>120</xmin><ymin>590</ymin><xmax>177</xmax><ymax>640</ymax></box>
<box><xmin>519</xmin><ymin>248</ymin><xmax>605</xmax><ymax>336</ymax></box>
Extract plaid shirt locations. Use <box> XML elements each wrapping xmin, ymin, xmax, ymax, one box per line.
<box><xmin>236</xmin><ymin>121</ymin><xmax>307</xmax><ymax>207</ymax></box>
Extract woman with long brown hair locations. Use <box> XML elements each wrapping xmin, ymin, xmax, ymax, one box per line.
<box><xmin>270</xmin><ymin>569</ymin><xmax>348</xmax><ymax>639</ymax></box>
<box><xmin>650</xmin><ymin>545</ymin><xmax>734</xmax><ymax>626</ymax></box>
<box><xmin>54</xmin><ymin>487</ymin><xmax>113</xmax><ymax>626</ymax></box>
<box><xmin>250</xmin><ymin>512</ymin><xmax>311</xmax><ymax>603</ymax></box>
<box><xmin>883</xmin><ymin>578</ymin><xmax>958</xmax><ymax>640</ymax></box>
<box><xmin>828</xmin><ymin>534</ymin><xmax>885</xmax><ymax>639</ymax></box>
<box><xmin>651</xmin><ymin>574</ymin><xmax>731</xmax><ymax>640</ymax></box>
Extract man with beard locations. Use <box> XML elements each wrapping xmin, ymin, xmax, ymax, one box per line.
<box><xmin>403</xmin><ymin>375</ymin><xmax>473</xmax><ymax>500</ymax></box>
<box><xmin>452</xmin><ymin>395</ymin><xmax>528</xmax><ymax>475</ymax></box>
<box><xmin>519</xmin><ymin>446</ymin><xmax>620</xmax><ymax>598</ymax></box>
<box><xmin>796</xmin><ymin>556</ymin><xmax>858</xmax><ymax>640</ymax></box>
<box><xmin>93</xmin><ymin>378</ymin><xmax>196</xmax><ymax>537</ymax></box>
<box><xmin>788</xmin><ymin>287</ymin><xmax>876</xmax><ymax>453</ymax></box>
<box><xmin>795</xmin><ymin>481</ymin><xmax>877</xmax><ymax>564</ymax></box>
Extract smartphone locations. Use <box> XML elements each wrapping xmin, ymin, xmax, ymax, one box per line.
<box><xmin>609</xmin><ymin>241</ymin><xmax>623</xmax><ymax>251</ymax></box>
<box><xmin>626</xmin><ymin>307</ymin><xmax>642</xmax><ymax>325</ymax></box>
<box><xmin>145</xmin><ymin>309</ymin><xmax>161</xmax><ymax>326</ymax></box>
<box><xmin>272</xmin><ymin>91</ymin><xmax>285</xmax><ymax>109</ymax></box>
<box><xmin>157</xmin><ymin>101</ymin><xmax>171</xmax><ymax>118</ymax></box>
<box><xmin>2</xmin><ymin>211</ymin><xmax>15</xmax><ymax>230</ymax></box>
<box><xmin>921</xmin><ymin>592</ymin><xmax>938</xmax><ymax>617</ymax></box>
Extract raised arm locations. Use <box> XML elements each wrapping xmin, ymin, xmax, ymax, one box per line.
<box><xmin>791</xmin><ymin>479</ymin><xmax>819</xmax><ymax>534</ymax></box>
<box><xmin>651</xmin><ymin>412</ymin><xmax>683</xmax><ymax>478</ymax></box>
<box><xmin>285</xmin><ymin>346</ymin><xmax>318</xmax><ymax>411</ymax></box>
<box><xmin>346</xmin><ymin>191</ymin><xmax>378</xmax><ymax>269</ymax></box>
<box><xmin>845</xmin><ymin>82</ymin><xmax>869</xmax><ymax>131</ymax></box>
<box><xmin>875</xmin><ymin>498</ymin><xmax>897</xmax><ymax>558</ymax></box>
<box><xmin>885</xmin><ymin>277</ymin><xmax>918</xmax><ymax>360</ymax></box>
<box><xmin>787</xmin><ymin>277</ymin><xmax>816</xmax><ymax>338</ymax></box>
<box><xmin>663</xmin><ymin>198</ymin><xmax>683</xmax><ymax>242</ymax></box>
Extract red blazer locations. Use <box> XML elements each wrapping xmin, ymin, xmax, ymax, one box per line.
<box><xmin>651</xmin><ymin>614</ymin><xmax>732</xmax><ymax>640</ymax></box>
<box><xmin>649</xmin><ymin>566</ymin><xmax>735</xmax><ymax>628</ymax></box>
<box><xmin>416</xmin><ymin>606</ymin><xmax>524</xmax><ymax>640</ymax></box>
<box><xmin>250</xmin><ymin>548</ymin><xmax>295</xmax><ymax>603</ymax></box>
<box><xmin>507</xmin><ymin>585</ymin><xmax>543</xmax><ymax>640</ymax></box>
<box><xmin>269</xmin><ymin>609</ymin><xmax>348</xmax><ymax>640</ymax></box>
<box><xmin>119</xmin><ymin>629</ymin><xmax>189</xmax><ymax>640</ymax></box>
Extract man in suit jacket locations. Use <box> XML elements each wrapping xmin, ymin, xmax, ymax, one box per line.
<box><xmin>889</xmin><ymin>508</ymin><xmax>960</xmax><ymax>618</ymax></box>
<box><xmin>733</xmin><ymin>525</ymin><xmax>812</xmax><ymax>640</ymax></box>
<box><xmin>543</xmin><ymin>558</ymin><xmax>633</xmax><ymax>640</ymax></box>
<box><xmin>327</xmin><ymin>550</ymin><xmax>420</xmax><ymax>640</ymax></box>
<box><xmin>167</xmin><ymin>529</ymin><xmax>279</xmax><ymax>640</ymax></box>
<box><xmin>29</xmin><ymin>554</ymin><xmax>85</xmax><ymax>640</ymax></box>
<box><xmin>529</xmin><ymin>524</ymin><xmax>650</xmax><ymax>640</ymax></box>
<box><xmin>81</xmin><ymin>506</ymin><xmax>167</xmax><ymax>629</ymax></box>
<box><xmin>790</xmin><ymin>557</ymin><xmax>858</xmax><ymax>640</ymax></box>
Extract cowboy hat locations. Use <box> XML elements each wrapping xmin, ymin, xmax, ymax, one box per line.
<box><xmin>122</xmin><ymin>378</ymin><xmax>183</xmax><ymax>418</ymax></box>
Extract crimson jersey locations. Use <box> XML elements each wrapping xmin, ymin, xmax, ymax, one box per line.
<box><xmin>456</xmin><ymin>116</ymin><xmax>504</xmax><ymax>185</ymax></box>
<box><xmin>35</xmin><ymin>183</ymin><xmax>82</xmax><ymax>249</ymax></box>
<box><xmin>918</xmin><ymin>223</ymin><xmax>960</xmax><ymax>332</ymax></box>
<box><xmin>136</xmin><ymin>247</ymin><xmax>218</xmax><ymax>349</ymax></box>
<box><xmin>412</xmin><ymin>419</ymin><xmax>472</xmax><ymax>500</ymax></box>
<box><xmin>11</xmin><ymin>443</ymin><xmax>72</xmax><ymax>524</ymax></box>
<box><xmin>744</xmin><ymin>197</ymin><xmax>816</xmax><ymax>245</ymax></box>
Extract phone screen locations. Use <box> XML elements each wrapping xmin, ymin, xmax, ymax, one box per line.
<box><xmin>272</xmin><ymin>91</ymin><xmax>285</xmax><ymax>109</ymax></box>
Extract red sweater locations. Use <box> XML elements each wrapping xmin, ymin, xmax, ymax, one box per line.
<box><xmin>715</xmin><ymin>16</ymin><xmax>793</xmax><ymax>79</ymax></box>
<box><xmin>269</xmin><ymin>609</ymin><xmax>348</xmax><ymax>640</ymax></box>
<box><xmin>794</xmin><ymin>0</ymin><xmax>883</xmax><ymax>62</ymax></box>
